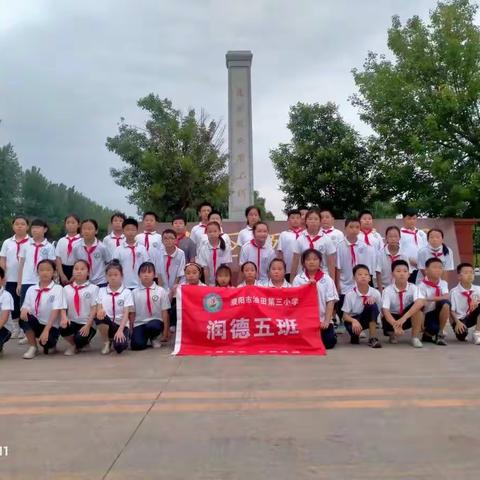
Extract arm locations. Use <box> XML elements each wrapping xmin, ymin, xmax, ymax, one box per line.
<box><xmin>161</xmin><ymin>309</ymin><xmax>170</xmax><ymax>340</ymax></box>
<box><xmin>0</xmin><ymin>256</ymin><xmax>6</xmax><ymax>271</ymax></box>
<box><xmin>342</xmin><ymin>312</ymin><xmax>363</xmax><ymax>335</ymax></box>
<box><xmin>327</xmin><ymin>254</ymin><xmax>335</xmax><ymax>280</ymax></box>
<box><xmin>323</xmin><ymin>301</ymin><xmax>335</xmax><ymax>329</ymax></box>
<box><xmin>39</xmin><ymin>308</ymin><xmax>61</xmax><ymax>346</ymax></box>
<box><xmin>114</xmin><ymin>307</ymin><xmax>130</xmax><ymax>342</ymax></box>
<box><xmin>376</xmin><ymin>272</ymin><xmax>383</xmax><ymax>293</ymax></box>
<box><xmin>0</xmin><ymin>311</ymin><xmax>9</xmax><ymax>329</ymax></box>
<box><xmin>290</xmin><ymin>253</ymin><xmax>300</xmax><ymax>282</ymax></box>
<box><xmin>398</xmin><ymin>299</ymin><xmax>425</xmax><ymax>323</ymax></box>
<box><xmin>16</xmin><ymin>257</ymin><xmax>25</xmax><ymax>295</ymax></box>
<box><xmin>56</xmin><ymin>257</ymin><xmax>68</xmax><ymax>285</ymax></box>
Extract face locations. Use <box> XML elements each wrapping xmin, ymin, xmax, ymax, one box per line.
<box><xmin>320</xmin><ymin>211</ymin><xmax>334</xmax><ymax>228</ymax></box>
<box><xmin>107</xmin><ymin>268</ymin><xmax>123</xmax><ymax>288</ymax></box>
<box><xmin>209</xmin><ymin>214</ymin><xmax>222</xmax><ymax>225</ymax></box>
<box><xmin>139</xmin><ymin>268</ymin><xmax>156</xmax><ymax>286</ymax></box>
<box><xmin>386</xmin><ymin>229</ymin><xmax>400</xmax><ymax>247</ymax></box>
<box><xmin>111</xmin><ymin>216</ymin><xmax>125</xmax><ymax>233</ymax></box>
<box><xmin>242</xmin><ymin>264</ymin><xmax>257</xmax><ymax>283</ymax></box>
<box><xmin>288</xmin><ymin>213</ymin><xmax>302</xmax><ymax>229</ymax></box>
<box><xmin>12</xmin><ymin>218</ymin><xmax>28</xmax><ymax>237</ymax></box>
<box><xmin>216</xmin><ymin>271</ymin><xmax>231</xmax><ymax>287</ymax></box>
<box><xmin>269</xmin><ymin>261</ymin><xmax>285</xmax><ymax>282</ymax></box>
<box><xmin>162</xmin><ymin>232</ymin><xmax>176</xmax><ymax>249</ymax></box>
<box><xmin>247</xmin><ymin>208</ymin><xmax>260</xmax><ymax>226</ymax></box>
<box><xmin>37</xmin><ymin>262</ymin><xmax>55</xmax><ymax>283</ymax></box>
<box><xmin>354</xmin><ymin>268</ymin><xmax>371</xmax><ymax>286</ymax></box>
<box><xmin>31</xmin><ymin>225</ymin><xmax>47</xmax><ymax>241</ymax></box>
<box><xmin>206</xmin><ymin>224</ymin><xmax>221</xmax><ymax>242</ymax></box>
<box><xmin>123</xmin><ymin>224</ymin><xmax>138</xmax><ymax>241</ymax></box>
<box><xmin>254</xmin><ymin>224</ymin><xmax>269</xmax><ymax>243</ymax></box>
<box><xmin>200</xmin><ymin>206</ymin><xmax>212</xmax><ymax>222</ymax></box>
<box><xmin>345</xmin><ymin>221</ymin><xmax>360</xmax><ymax>237</ymax></box>
<box><xmin>404</xmin><ymin>215</ymin><xmax>417</xmax><ymax>229</ymax></box>
<box><xmin>360</xmin><ymin>214</ymin><xmax>373</xmax><ymax>229</ymax></box>
<box><xmin>73</xmin><ymin>262</ymin><xmax>89</xmax><ymax>283</ymax></box>
<box><xmin>185</xmin><ymin>265</ymin><xmax>201</xmax><ymax>284</ymax></box>
<box><xmin>81</xmin><ymin>222</ymin><xmax>97</xmax><ymax>241</ymax></box>
<box><xmin>458</xmin><ymin>266</ymin><xmax>474</xmax><ymax>285</ymax></box>
<box><xmin>426</xmin><ymin>261</ymin><xmax>443</xmax><ymax>280</ymax></box>
<box><xmin>305</xmin><ymin>213</ymin><xmax>321</xmax><ymax>233</ymax></box>
<box><xmin>428</xmin><ymin>231</ymin><xmax>443</xmax><ymax>249</ymax></box>
<box><xmin>65</xmin><ymin>217</ymin><xmax>80</xmax><ymax>235</ymax></box>
<box><xmin>392</xmin><ymin>265</ymin><xmax>409</xmax><ymax>284</ymax></box>
<box><xmin>172</xmin><ymin>219</ymin><xmax>186</xmax><ymax>234</ymax></box>
<box><xmin>304</xmin><ymin>253</ymin><xmax>321</xmax><ymax>272</ymax></box>
<box><xmin>143</xmin><ymin>215</ymin><xmax>157</xmax><ymax>232</ymax></box>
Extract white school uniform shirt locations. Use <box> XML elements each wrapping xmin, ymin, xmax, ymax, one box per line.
<box><xmin>112</xmin><ymin>242</ymin><xmax>150</xmax><ymax>289</ymax></box>
<box><xmin>198</xmin><ymin>231</ymin><xmax>232</xmax><ymax>250</ymax></box>
<box><xmin>0</xmin><ymin>235</ymin><xmax>30</xmax><ymax>282</ymax></box>
<box><xmin>239</xmin><ymin>240</ymin><xmax>276</xmax><ymax>283</ymax></box>
<box><xmin>358</xmin><ymin>229</ymin><xmax>384</xmax><ymax>252</ymax></box>
<box><xmin>381</xmin><ymin>283</ymin><xmax>419</xmax><ymax>315</ymax></box>
<box><xmin>0</xmin><ymin>287</ymin><xmax>14</xmax><ymax>313</ymax></box>
<box><xmin>72</xmin><ymin>239</ymin><xmax>111</xmax><ymax>286</ymax></box>
<box><xmin>96</xmin><ymin>285</ymin><xmax>134</xmax><ymax>324</ymax></box>
<box><xmin>342</xmin><ymin>285</ymin><xmax>382</xmax><ymax>316</ymax></box>
<box><xmin>103</xmin><ymin>232</ymin><xmax>126</xmax><ymax>258</ymax></box>
<box><xmin>293</xmin><ymin>230</ymin><xmax>336</xmax><ymax>275</ymax></box>
<box><xmin>22</xmin><ymin>282</ymin><xmax>66</xmax><ymax>326</ymax></box>
<box><xmin>237</xmin><ymin>226</ymin><xmax>273</xmax><ymax>248</ymax></box>
<box><xmin>132</xmin><ymin>283</ymin><xmax>171</xmax><ymax>325</ymax></box>
<box><xmin>417</xmin><ymin>245</ymin><xmax>454</xmax><ymax>272</ymax></box>
<box><xmin>155</xmin><ymin>247</ymin><xmax>186</xmax><ymax>289</ymax></box>
<box><xmin>399</xmin><ymin>227</ymin><xmax>428</xmax><ymax>264</ymax></box>
<box><xmin>450</xmin><ymin>283</ymin><xmax>480</xmax><ymax>320</ymax></box>
<box><xmin>135</xmin><ymin>231</ymin><xmax>163</xmax><ymax>253</ymax></box>
<box><xmin>55</xmin><ymin>234</ymin><xmax>81</xmax><ymax>266</ymax></box>
<box><xmin>197</xmin><ymin>241</ymin><xmax>233</xmax><ymax>285</ymax></box>
<box><xmin>237</xmin><ymin>280</ymin><xmax>261</xmax><ymax>287</ymax></box>
<box><xmin>190</xmin><ymin>223</ymin><xmax>209</xmax><ymax>246</ymax></box>
<box><xmin>276</xmin><ymin>229</ymin><xmax>303</xmax><ymax>274</ymax></box>
<box><xmin>64</xmin><ymin>282</ymin><xmax>99</xmax><ymax>324</ymax></box>
<box><xmin>260</xmin><ymin>279</ymin><xmax>292</xmax><ymax>288</ymax></box>
<box><xmin>417</xmin><ymin>278</ymin><xmax>449</xmax><ymax>313</ymax></box>
<box><xmin>336</xmin><ymin>238</ymin><xmax>377</xmax><ymax>295</ymax></box>
<box><xmin>292</xmin><ymin>272</ymin><xmax>339</xmax><ymax>323</ymax></box>
<box><xmin>19</xmin><ymin>239</ymin><xmax>56</xmax><ymax>285</ymax></box>
<box><xmin>376</xmin><ymin>245</ymin><xmax>411</xmax><ymax>287</ymax></box>
<box><xmin>322</xmin><ymin>227</ymin><xmax>345</xmax><ymax>245</ymax></box>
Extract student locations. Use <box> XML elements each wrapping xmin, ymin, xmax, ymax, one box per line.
<box><xmin>72</xmin><ymin>219</ymin><xmax>111</xmax><ymax>287</ymax></box>
<box><xmin>376</xmin><ymin>226</ymin><xmax>410</xmax><ymax>292</ymax></box>
<box><xmin>299</xmin><ymin>206</ymin><xmax>309</xmax><ymax>229</ymax></box>
<box><xmin>358</xmin><ymin>210</ymin><xmax>383</xmax><ymax>252</ymax></box>
<box><xmin>207</xmin><ymin>211</ymin><xmax>232</xmax><ymax>248</ymax></box>
<box><xmin>237</xmin><ymin>262</ymin><xmax>260</xmax><ymax>287</ymax></box>
<box><xmin>19</xmin><ymin>260</ymin><xmax>66</xmax><ymax>359</ymax></box>
<box><xmin>262</xmin><ymin>258</ymin><xmax>291</xmax><ymax>287</ymax></box>
<box><xmin>215</xmin><ymin>264</ymin><xmax>233</xmax><ymax>287</ymax></box>
<box><xmin>55</xmin><ymin>214</ymin><xmax>81</xmax><ymax>285</ymax></box>
<box><xmin>237</xmin><ymin>205</ymin><xmax>265</xmax><ymax>247</ymax></box>
<box><xmin>399</xmin><ymin>208</ymin><xmax>428</xmax><ymax>283</ymax></box>
<box><xmin>95</xmin><ymin>262</ymin><xmax>134</xmax><ymax>355</ymax></box>
<box><xmin>342</xmin><ymin>264</ymin><xmax>382</xmax><ymax>348</ymax></box>
<box><xmin>0</xmin><ymin>267</ymin><xmax>14</xmax><ymax>354</ymax></box>
<box><xmin>190</xmin><ymin>202</ymin><xmax>213</xmax><ymax>246</ymax></box>
<box><xmin>181</xmin><ymin>263</ymin><xmax>206</xmax><ymax>286</ymax></box>
<box><xmin>131</xmin><ymin>262</ymin><xmax>170</xmax><ymax>350</ymax></box>
<box><xmin>239</xmin><ymin>222</ymin><xmax>276</xmax><ymax>283</ymax></box>
<box><xmin>103</xmin><ymin>212</ymin><xmax>127</xmax><ymax>257</ymax></box>
<box><xmin>291</xmin><ymin>209</ymin><xmax>336</xmax><ymax>280</ymax></box>
<box><xmin>60</xmin><ymin>260</ymin><xmax>98</xmax><ymax>355</ymax></box>
<box><xmin>320</xmin><ymin>208</ymin><xmax>345</xmax><ymax>245</ymax></box>
<box><xmin>417</xmin><ymin>229</ymin><xmax>454</xmax><ymax>283</ymax></box>
<box><xmin>17</xmin><ymin>219</ymin><xmax>56</xmax><ymax>304</ymax></box>
<box><xmin>112</xmin><ymin>218</ymin><xmax>150</xmax><ymax>290</ymax></box>
<box><xmin>417</xmin><ymin>257</ymin><xmax>450</xmax><ymax>345</ymax></box>
<box><xmin>276</xmin><ymin>209</ymin><xmax>303</xmax><ymax>282</ymax></box>
<box><xmin>292</xmin><ymin>249</ymin><xmax>339</xmax><ymax>349</ymax></box>
<box><xmin>0</xmin><ymin>216</ymin><xmax>30</xmax><ymax>340</ymax></box>
<box><xmin>381</xmin><ymin>260</ymin><xmax>424</xmax><ymax>347</ymax></box>
<box><xmin>197</xmin><ymin>221</ymin><xmax>232</xmax><ymax>286</ymax></box>
<box><xmin>172</xmin><ymin>215</ymin><xmax>196</xmax><ymax>263</ymax></box>
<box><xmin>449</xmin><ymin>262</ymin><xmax>480</xmax><ymax>344</ymax></box>
<box><xmin>136</xmin><ymin>211</ymin><xmax>162</xmax><ymax>253</ymax></box>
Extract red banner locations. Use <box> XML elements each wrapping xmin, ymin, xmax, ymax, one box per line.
<box><xmin>173</xmin><ymin>284</ymin><xmax>326</xmax><ymax>356</ymax></box>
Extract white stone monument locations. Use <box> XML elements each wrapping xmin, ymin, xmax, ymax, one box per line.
<box><xmin>226</xmin><ymin>50</ymin><xmax>254</xmax><ymax>220</ymax></box>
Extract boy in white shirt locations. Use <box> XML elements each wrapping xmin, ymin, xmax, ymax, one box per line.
<box><xmin>358</xmin><ymin>210</ymin><xmax>383</xmax><ymax>252</ymax></box>
<box><xmin>276</xmin><ymin>209</ymin><xmax>303</xmax><ymax>282</ymax></box>
<box><xmin>190</xmin><ymin>202</ymin><xmax>213</xmax><ymax>246</ymax></box>
<box><xmin>103</xmin><ymin>212</ymin><xmax>127</xmax><ymax>257</ymax></box>
<box><xmin>136</xmin><ymin>211</ymin><xmax>162</xmax><ymax>253</ymax></box>
<box><xmin>320</xmin><ymin>208</ymin><xmax>344</xmax><ymax>245</ymax></box>
<box><xmin>0</xmin><ymin>266</ymin><xmax>14</xmax><ymax>353</ymax></box>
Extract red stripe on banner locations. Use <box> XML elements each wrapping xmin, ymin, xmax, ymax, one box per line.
<box><xmin>173</xmin><ymin>284</ymin><xmax>325</xmax><ymax>356</ymax></box>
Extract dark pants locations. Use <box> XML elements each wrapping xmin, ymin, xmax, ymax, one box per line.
<box><xmin>60</xmin><ymin>321</ymin><xmax>96</xmax><ymax>349</ymax></box>
<box><xmin>321</xmin><ymin>324</ymin><xmax>337</xmax><ymax>349</ymax></box>
<box><xmin>408</xmin><ymin>270</ymin><xmax>418</xmax><ymax>284</ymax></box>
<box><xmin>61</xmin><ymin>264</ymin><xmax>74</xmax><ymax>284</ymax></box>
<box><xmin>131</xmin><ymin>319</ymin><xmax>164</xmax><ymax>350</ymax></box>
<box><xmin>94</xmin><ymin>317</ymin><xmax>129</xmax><ymax>354</ymax></box>
<box><xmin>336</xmin><ymin>294</ymin><xmax>346</xmax><ymax>321</ymax></box>
<box><xmin>381</xmin><ymin>303</ymin><xmax>414</xmax><ymax>335</ymax></box>
<box><xmin>20</xmin><ymin>284</ymin><xmax>34</xmax><ymax>307</ymax></box>
<box><xmin>19</xmin><ymin>314</ymin><xmax>59</xmax><ymax>353</ymax></box>
<box><xmin>169</xmin><ymin>298</ymin><xmax>177</xmax><ymax>327</ymax></box>
<box><xmin>345</xmin><ymin>304</ymin><xmax>380</xmax><ymax>343</ymax></box>
<box><xmin>453</xmin><ymin>306</ymin><xmax>480</xmax><ymax>341</ymax></box>
<box><xmin>0</xmin><ymin>327</ymin><xmax>11</xmax><ymax>350</ymax></box>
<box><xmin>285</xmin><ymin>273</ymin><xmax>291</xmax><ymax>283</ymax></box>
<box><xmin>424</xmin><ymin>300</ymin><xmax>451</xmax><ymax>337</ymax></box>
<box><xmin>5</xmin><ymin>282</ymin><xmax>20</xmax><ymax>320</ymax></box>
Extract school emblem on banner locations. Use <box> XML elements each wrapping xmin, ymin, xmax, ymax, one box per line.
<box><xmin>203</xmin><ymin>293</ymin><xmax>223</xmax><ymax>313</ymax></box>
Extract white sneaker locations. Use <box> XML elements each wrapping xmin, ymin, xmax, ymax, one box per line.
<box><xmin>18</xmin><ymin>337</ymin><xmax>28</xmax><ymax>345</ymax></box>
<box><xmin>411</xmin><ymin>337</ymin><xmax>423</xmax><ymax>348</ymax></box>
<box><xmin>169</xmin><ymin>326</ymin><xmax>176</xmax><ymax>334</ymax></box>
<box><xmin>473</xmin><ymin>331</ymin><xmax>480</xmax><ymax>345</ymax></box>
<box><xmin>360</xmin><ymin>331</ymin><xmax>367</xmax><ymax>339</ymax></box>
<box><xmin>64</xmin><ymin>345</ymin><xmax>77</xmax><ymax>356</ymax></box>
<box><xmin>23</xmin><ymin>345</ymin><xmax>38</xmax><ymax>359</ymax></box>
<box><xmin>151</xmin><ymin>338</ymin><xmax>162</xmax><ymax>349</ymax></box>
<box><xmin>10</xmin><ymin>327</ymin><xmax>20</xmax><ymax>339</ymax></box>
<box><xmin>101</xmin><ymin>341</ymin><xmax>111</xmax><ymax>355</ymax></box>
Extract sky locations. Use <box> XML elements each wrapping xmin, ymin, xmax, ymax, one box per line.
<box><xmin>0</xmin><ymin>0</ymin><xmax>437</xmax><ymax>219</ymax></box>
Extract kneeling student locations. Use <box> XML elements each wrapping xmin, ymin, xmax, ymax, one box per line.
<box><xmin>131</xmin><ymin>262</ymin><xmax>170</xmax><ymax>350</ymax></box>
<box><xmin>60</xmin><ymin>260</ymin><xmax>98</xmax><ymax>356</ymax></box>
<box><xmin>381</xmin><ymin>260</ymin><xmax>424</xmax><ymax>348</ymax></box>
<box><xmin>417</xmin><ymin>257</ymin><xmax>450</xmax><ymax>345</ymax></box>
<box><xmin>262</xmin><ymin>258</ymin><xmax>291</xmax><ymax>288</ymax></box>
<box><xmin>237</xmin><ymin>262</ymin><xmax>260</xmax><ymax>286</ymax></box>
<box><xmin>0</xmin><ymin>266</ymin><xmax>14</xmax><ymax>353</ymax></box>
<box><xmin>342</xmin><ymin>264</ymin><xmax>382</xmax><ymax>348</ymax></box>
<box><xmin>292</xmin><ymin>249</ymin><xmax>339</xmax><ymax>349</ymax></box>
<box><xmin>449</xmin><ymin>262</ymin><xmax>480</xmax><ymax>344</ymax></box>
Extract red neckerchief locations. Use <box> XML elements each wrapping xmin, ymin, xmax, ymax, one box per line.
<box><xmin>35</xmin><ymin>286</ymin><xmax>51</xmax><ymax>315</ymax></box>
<box><xmin>306</xmin><ymin>269</ymin><xmax>324</xmax><ymax>282</ymax></box>
<box><xmin>83</xmin><ymin>244</ymin><xmax>97</xmax><ymax>268</ymax></box>
<box><xmin>361</xmin><ymin>229</ymin><xmax>372</xmax><ymax>246</ymax></box>
<box><xmin>401</xmin><ymin>228</ymin><xmax>418</xmax><ymax>246</ymax></box>
<box><xmin>250</xmin><ymin>239</ymin><xmax>263</xmax><ymax>279</ymax></box>
<box><xmin>72</xmin><ymin>284</ymin><xmax>86</xmax><ymax>316</ymax></box>
<box><xmin>15</xmin><ymin>237</ymin><xmax>29</xmax><ymax>260</ymax></box>
<box><xmin>422</xmin><ymin>279</ymin><xmax>441</xmax><ymax>297</ymax></box>
<box><xmin>66</xmin><ymin>234</ymin><xmax>81</xmax><ymax>257</ymax></box>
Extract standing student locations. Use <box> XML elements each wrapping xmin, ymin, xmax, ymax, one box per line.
<box><xmin>215</xmin><ymin>264</ymin><xmax>233</xmax><ymax>287</ymax></box>
<box><xmin>237</xmin><ymin>262</ymin><xmax>259</xmax><ymax>287</ymax></box>
<box><xmin>381</xmin><ymin>260</ymin><xmax>424</xmax><ymax>347</ymax></box>
<box><xmin>197</xmin><ymin>221</ymin><xmax>232</xmax><ymax>286</ymax></box>
<box><xmin>60</xmin><ymin>260</ymin><xmax>98</xmax><ymax>356</ymax></box>
<box><xmin>449</xmin><ymin>262</ymin><xmax>480</xmax><ymax>344</ymax></box>
<box><xmin>358</xmin><ymin>210</ymin><xmax>383</xmax><ymax>252</ymax></box>
<box><xmin>320</xmin><ymin>208</ymin><xmax>345</xmax><ymax>245</ymax></box>
<box><xmin>417</xmin><ymin>258</ymin><xmax>450</xmax><ymax>345</ymax></box>
<box><xmin>95</xmin><ymin>262</ymin><xmax>134</xmax><ymax>355</ymax></box>
<box><xmin>19</xmin><ymin>260</ymin><xmax>66</xmax><ymax>359</ymax></box>
<box><xmin>190</xmin><ymin>202</ymin><xmax>213</xmax><ymax>246</ymax></box>
<box><xmin>17</xmin><ymin>219</ymin><xmax>56</xmax><ymax>304</ymax></box>
<box><xmin>276</xmin><ymin>209</ymin><xmax>303</xmax><ymax>282</ymax></box>
<box><xmin>0</xmin><ymin>267</ymin><xmax>14</xmax><ymax>353</ymax></box>
<box><xmin>399</xmin><ymin>208</ymin><xmax>428</xmax><ymax>283</ymax></box>
<box><xmin>55</xmin><ymin>214</ymin><xmax>81</xmax><ymax>285</ymax></box>
<box><xmin>262</xmin><ymin>258</ymin><xmax>291</xmax><ymax>288</ymax></box>
<box><xmin>292</xmin><ymin>249</ymin><xmax>339</xmax><ymax>349</ymax></box>
<box><xmin>0</xmin><ymin>216</ymin><xmax>30</xmax><ymax>339</ymax></box>
<box><xmin>103</xmin><ymin>213</ymin><xmax>127</xmax><ymax>257</ymax></box>
<box><xmin>417</xmin><ymin>229</ymin><xmax>454</xmax><ymax>283</ymax></box>
<box><xmin>172</xmin><ymin>215</ymin><xmax>196</xmax><ymax>263</ymax></box>
<box><xmin>136</xmin><ymin>211</ymin><xmax>162</xmax><ymax>253</ymax></box>
<box><xmin>299</xmin><ymin>207</ymin><xmax>309</xmax><ymax>230</ymax></box>
<box><xmin>131</xmin><ymin>262</ymin><xmax>170</xmax><ymax>350</ymax></box>
<box><xmin>112</xmin><ymin>218</ymin><xmax>150</xmax><ymax>290</ymax></box>
<box><xmin>291</xmin><ymin>209</ymin><xmax>336</xmax><ymax>280</ymax></box>
<box><xmin>207</xmin><ymin>211</ymin><xmax>232</xmax><ymax>248</ymax></box>
<box><xmin>376</xmin><ymin>226</ymin><xmax>410</xmax><ymax>292</ymax></box>
<box><xmin>72</xmin><ymin>219</ymin><xmax>111</xmax><ymax>287</ymax></box>
<box><xmin>342</xmin><ymin>264</ymin><xmax>382</xmax><ymax>348</ymax></box>
<box><xmin>237</xmin><ymin>205</ymin><xmax>270</xmax><ymax>247</ymax></box>
<box><xmin>181</xmin><ymin>263</ymin><xmax>206</xmax><ymax>286</ymax></box>
<box><xmin>239</xmin><ymin>222</ymin><xmax>276</xmax><ymax>283</ymax></box>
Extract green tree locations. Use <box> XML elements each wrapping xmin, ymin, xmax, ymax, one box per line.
<box><xmin>270</xmin><ymin>102</ymin><xmax>378</xmax><ymax>218</ymax></box>
<box><xmin>107</xmin><ymin>94</ymin><xmax>229</xmax><ymax>220</ymax></box>
<box><xmin>352</xmin><ymin>0</ymin><xmax>480</xmax><ymax>217</ymax></box>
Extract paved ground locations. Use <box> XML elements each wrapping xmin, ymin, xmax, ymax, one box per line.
<box><xmin>1</xmin><ymin>330</ymin><xmax>480</xmax><ymax>480</ymax></box>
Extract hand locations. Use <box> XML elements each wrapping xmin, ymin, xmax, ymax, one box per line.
<box><xmin>96</xmin><ymin>307</ymin><xmax>106</xmax><ymax>321</ymax></box>
<box><xmin>321</xmin><ymin>320</ymin><xmax>330</xmax><ymax>330</ymax></box>
<box><xmin>351</xmin><ymin>319</ymin><xmax>363</xmax><ymax>335</ymax></box>
<box><xmin>365</xmin><ymin>296</ymin><xmax>376</xmax><ymax>305</ymax></box>
<box><xmin>20</xmin><ymin>309</ymin><xmax>29</xmax><ymax>321</ymax></box>
<box><xmin>114</xmin><ymin>329</ymin><xmax>126</xmax><ymax>343</ymax></box>
<box><xmin>161</xmin><ymin>330</ymin><xmax>170</xmax><ymax>342</ymax></box>
<box><xmin>60</xmin><ymin>315</ymin><xmax>70</xmax><ymax>328</ymax></box>
<box><xmin>394</xmin><ymin>324</ymin><xmax>404</xmax><ymax>335</ymax></box>
<box><xmin>454</xmin><ymin>321</ymin><xmax>467</xmax><ymax>335</ymax></box>
<box><xmin>79</xmin><ymin>324</ymin><xmax>91</xmax><ymax>337</ymax></box>
<box><xmin>409</xmin><ymin>258</ymin><xmax>418</xmax><ymax>267</ymax></box>
<box><xmin>60</xmin><ymin>273</ymin><xmax>69</xmax><ymax>285</ymax></box>
<box><xmin>16</xmin><ymin>285</ymin><xmax>21</xmax><ymax>296</ymax></box>
<box><xmin>39</xmin><ymin>328</ymin><xmax>49</xmax><ymax>346</ymax></box>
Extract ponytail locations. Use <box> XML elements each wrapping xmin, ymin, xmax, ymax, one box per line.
<box><xmin>427</xmin><ymin>228</ymin><xmax>449</xmax><ymax>256</ymax></box>
<box><xmin>219</xmin><ymin>235</ymin><xmax>226</xmax><ymax>251</ymax></box>
<box><xmin>442</xmin><ymin>243</ymin><xmax>449</xmax><ymax>256</ymax></box>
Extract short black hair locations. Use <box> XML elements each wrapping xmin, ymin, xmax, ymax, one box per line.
<box><xmin>36</xmin><ymin>259</ymin><xmax>56</xmax><ymax>272</ymax></box>
<box><xmin>138</xmin><ymin>261</ymin><xmax>156</xmax><ymax>275</ymax></box>
<box><xmin>269</xmin><ymin>258</ymin><xmax>286</xmax><ymax>271</ymax></box>
<box><xmin>358</xmin><ymin>210</ymin><xmax>373</xmax><ymax>220</ymax></box>
<box><xmin>81</xmin><ymin>218</ymin><xmax>98</xmax><ymax>230</ymax></box>
<box><xmin>402</xmin><ymin>207</ymin><xmax>418</xmax><ymax>217</ymax></box>
<box><xmin>241</xmin><ymin>261</ymin><xmax>257</xmax><ymax>272</ymax></box>
<box><xmin>385</xmin><ymin>225</ymin><xmax>401</xmax><ymax>236</ymax></box>
<box><xmin>287</xmin><ymin>209</ymin><xmax>301</xmax><ymax>217</ymax></box>
<box><xmin>143</xmin><ymin>211</ymin><xmax>159</xmax><ymax>221</ymax></box>
<box><xmin>162</xmin><ymin>228</ymin><xmax>177</xmax><ymax>238</ymax></box>
<box><xmin>345</xmin><ymin>218</ymin><xmax>360</xmax><ymax>227</ymax></box>
<box><xmin>245</xmin><ymin>205</ymin><xmax>261</xmax><ymax>218</ymax></box>
<box><xmin>352</xmin><ymin>264</ymin><xmax>370</xmax><ymax>276</ymax></box>
<box><xmin>197</xmin><ymin>202</ymin><xmax>213</xmax><ymax>213</ymax></box>
<box><xmin>301</xmin><ymin>248</ymin><xmax>322</xmax><ymax>266</ymax></box>
<box><xmin>208</xmin><ymin>210</ymin><xmax>223</xmax><ymax>220</ymax></box>
<box><xmin>111</xmin><ymin>212</ymin><xmax>127</xmax><ymax>223</ymax></box>
<box><xmin>172</xmin><ymin>215</ymin><xmax>186</xmax><ymax>224</ymax></box>
<box><xmin>106</xmin><ymin>260</ymin><xmax>123</xmax><ymax>275</ymax></box>
<box><xmin>425</xmin><ymin>257</ymin><xmax>443</xmax><ymax>268</ymax></box>
<box><xmin>0</xmin><ymin>266</ymin><xmax>4</xmax><ymax>279</ymax></box>
<box><xmin>457</xmin><ymin>262</ymin><xmax>474</xmax><ymax>274</ymax></box>
<box><xmin>31</xmin><ymin>218</ymin><xmax>48</xmax><ymax>229</ymax></box>
<box><xmin>64</xmin><ymin>214</ymin><xmax>80</xmax><ymax>224</ymax></box>
<box><xmin>391</xmin><ymin>259</ymin><xmax>409</xmax><ymax>272</ymax></box>
<box><xmin>12</xmin><ymin>216</ymin><xmax>29</xmax><ymax>225</ymax></box>
<box><xmin>122</xmin><ymin>218</ymin><xmax>139</xmax><ymax>229</ymax></box>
